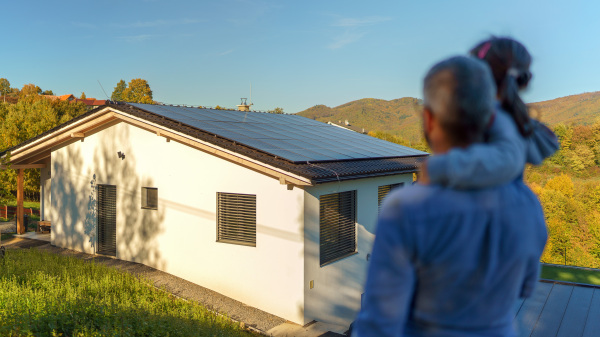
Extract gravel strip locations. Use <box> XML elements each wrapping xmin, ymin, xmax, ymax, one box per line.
<box><xmin>5</xmin><ymin>238</ymin><xmax>287</xmax><ymax>333</ymax></box>
<box><xmin>0</xmin><ymin>221</ymin><xmax>16</xmax><ymax>234</ymax></box>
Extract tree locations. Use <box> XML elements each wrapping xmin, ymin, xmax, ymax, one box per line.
<box><xmin>268</xmin><ymin>107</ymin><xmax>284</xmax><ymax>114</ymax></box>
<box><xmin>545</xmin><ymin>174</ymin><xmax>574</xmax><ymax>198</ymax></box>
<box><xmin>111</xmin><ymin>80</ymin><xmax>127</xmax><ymax>101</ymax></box>
<box><xmin>0</xmin><ymin>78</ymin><xmax>10</xmax><ymax>102</ymax></box>
<box><xmin>41</xmin><ymin>90</ymin><xmax>54</xmax><ymax>95</ymax></box>
<box><xmin>80</xmin><ymin>92</ymin><xmax>86</xmax><ymax>99</ymax></box>
<box><xmin>0</xmin><ymin>154</ymin><xmax>14</xmax><ymax>205</ymax></box>
<box><xmin>121</xmin><ymin>78</ymin><xmax>153</xmax><ymax>104</ymax></box>
<box><xmin>20</xmin><ymin>84</ymin><xmax>42</xmax><ymax>97</ymax></box>
<box><xmin>0</xmin><ymin>94</ymin><xmax>88</xmax><ymax>204</ymax></box>
<box><xmin>567</xmin><ymin>144</ymin><xmax>595</xmax><ymax>173</ymax></box>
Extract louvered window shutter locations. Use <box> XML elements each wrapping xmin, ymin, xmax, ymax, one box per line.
<box><xmin>97</xmin><ymin>184</ymin><xmax>117</xmax><ymax>256</ymax></box>
<box><xmin>320</xmin><ymin>190</ymin><xmax>356</xmax><ymax>266</ymax></box>
<box><xmin>378</xmin><ymin>183</ymin><xmax>404</xmax><ymax>211</ymax></box>
<box><xmin>217</xmin><ymin>192</ymin><xmax>256</xmax><ymax>246</ymax></box>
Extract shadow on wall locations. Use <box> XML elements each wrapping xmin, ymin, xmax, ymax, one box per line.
<box><xmin>93</xmin><ymin>125</ymin><xmax>166</xmax><ymax>269</ymax></box>
<box><xmin>53</xmin><ymin>124</ymin><xmax>166</xmax><ymax>270</ymax></box>
<box><xmin>84</xmin><ymin>174</ymin><xmax>97</xmax><ymax>251</ymax></box>
<box><xmin>53</xmin><ymin>144</ymin><xmax>88</xmax><ymax>252</ymax></box>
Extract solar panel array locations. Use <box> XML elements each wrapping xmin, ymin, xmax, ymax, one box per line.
<box><xmin>130</xmin><ymin>103</ymin><xmax>427</xmax><ymax>163</ymax></box>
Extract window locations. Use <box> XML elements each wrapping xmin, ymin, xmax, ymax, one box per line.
<box><xmin>217</xmin><ymin>192</ymin><xmax>256</xmax><ymax>246</ymax></box>
<box><xmin>141</xmin><ymin>187</ymin><xmax>158</xmax><ymax>210</ymax></box>
<box><xmin>320</xmin><ymin>190</ymin><xmax>357</xmax><ymax>266</ymax></box>
<box><xmin>97</xmin><ymin>184</ymin><xmax>117</xmax><ymax>256</ymax></box>
<box><xmin>378</xmin><ymin>183</ymin><xmax>404</xmax><ymax>210</ymax></box>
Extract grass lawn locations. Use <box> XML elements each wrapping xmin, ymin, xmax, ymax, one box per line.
<box><xmin>0</xmin><ymin>249</ymin><xmax>254</xmax><ymax>336</ymax></box>
<box><xmin>541</xmin><ymin>264</ymin><xmax>600</xmax><ymax>286</ymax></box>
<box><xmin>3</xmin><ymin>201</ymin><xmax>40</xmax><ymax>209</ymax></box>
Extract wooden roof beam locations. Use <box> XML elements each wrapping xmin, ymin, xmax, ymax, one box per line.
<box><xmin>8</xmin><ymin>112</ymin><xmax>118</xmax><ymax>163</ymax></box>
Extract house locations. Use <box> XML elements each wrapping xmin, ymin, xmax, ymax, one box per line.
<box><xmin>327</xmin><ymin>121</ymin><xmax>367</xmax><ymax>134</ymax></box>
<box><xmin>42</xmin><ymin>94</ymin><xmax>107</xmax><ymax>108</ymax></box>
<box><xmin>0</xmin><ymin>102</ymin><xmax>427</xmax><ymax>327</ymax></box>
<box><xmin>42</xmin><ymin>94</ymin><xmax>76</xmax><ymax>101</ymax></box>
<box><xmin>74</xmin><ymin>98</ymin><xmax>108</xmax><ymax>109</ymax></box>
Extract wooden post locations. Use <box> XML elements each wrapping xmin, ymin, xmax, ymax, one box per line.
<box><xmin>17</xmin><ymin>168</ymin><xmax>24</xmax><ymax>234</ymax></box>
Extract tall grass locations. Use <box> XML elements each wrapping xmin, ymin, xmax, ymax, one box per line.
<box><xmin>0</xmin><ymin>249</ymin><xmax>253</xmax><ymax>336</ymax></box>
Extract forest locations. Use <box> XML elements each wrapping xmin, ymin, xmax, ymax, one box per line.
<box><xmin>371</xmin><ymin>121</ymin><xmax>600</xmax><ymax>268</ymax></box>
<box><xmin>526</xmin><ymin>121</ymin><xmax>600</xmax><ymax>268</ymax></box>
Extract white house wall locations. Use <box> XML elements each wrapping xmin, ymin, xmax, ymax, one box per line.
<box><xmin>303</xmin><ymin>174</ymin><xmax>413</xmax><ymax>327</ymax></box>
<box><xmin>40</xmin><ymin>157</ymin><xmax>51</xmax><ymax>221</ymax></box>
<box><xmin>50</xmin><ymin>121</ymin><xmax>306</xmax><ymax>324</ymax></box>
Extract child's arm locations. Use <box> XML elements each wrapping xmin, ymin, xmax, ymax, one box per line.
<box><xmin>525</xmin><ymin>119</ymin><xmax>560</xmax><ymax>165</ymax></box>
<box><xmin>425</xmin><ymin>110</ymin><xmax>526</xmax><ymax>189</ymax></box>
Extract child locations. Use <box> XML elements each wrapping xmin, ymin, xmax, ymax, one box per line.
<box><xmin>421</xmin><ymin>37</ymin><xmax>559</xmax><ymax>188</ymax></box>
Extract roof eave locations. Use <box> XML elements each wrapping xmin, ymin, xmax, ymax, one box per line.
<box><xmin>311</xmin><ymin>167</ymin><xmax>420</xmax><ymax>184</ymax></box>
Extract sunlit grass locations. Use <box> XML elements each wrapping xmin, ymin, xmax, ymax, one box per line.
<box><xmin>541</xmin><ymin>264</ymin><xmax>600</xmax><ymax>286</ymax></box>
<box><xmin>0</xmin><ymin>249</ymin><xmax>254</xmax><ymax>336</ymax></box>
<box><xmin>3</xmin><ymin>201</ymin><xmax>40</xmax><ymax>209</ymax></box>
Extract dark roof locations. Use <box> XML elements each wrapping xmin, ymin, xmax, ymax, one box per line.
<box><xmin>129</xmin><ymin>103</ymin><xmax>426</xmax><ymax>163</ymax></box>
<box><xmin>514</xmin><ymin>280</ymin><xmax>600</xmax><ymax>337</ymax></box>
<box><xmin>1</xmin><ymin>102</ymin><xmax>427</xmax><ymax>184</ymax></box>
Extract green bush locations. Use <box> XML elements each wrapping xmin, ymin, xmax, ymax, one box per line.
<box><xmin>0</xmin><ymin>249</ymin><xmax>253</xmax><ymax>336</ymax></box>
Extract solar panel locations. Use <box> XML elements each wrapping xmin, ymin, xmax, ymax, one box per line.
<box><xmin>129</xmin><ymin>103</ymin><xmax>427</xmax><ymax>163</ymax></box>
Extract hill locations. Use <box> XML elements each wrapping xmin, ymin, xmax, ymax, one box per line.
<box><xmin>529</xmin><ymin>91</ymin><xmax>600</xmax><ymax>126</ymax></box>
<box><xmin>297</xmin><ymin>97</ymin><xmax>424</xmax><ymax>143</ymax></box>
<box><xmin>296</xmin><ymin>92</ymin><xmax>600</xmax><ymax>142</ymax></box>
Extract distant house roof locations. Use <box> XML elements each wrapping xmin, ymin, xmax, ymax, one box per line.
<box><xmin>327</xmin><ymin>121</ymin><xmax>367</xmax><ymax>134</ymax></box>
<box><xmin>42</xmin><ymin>94</ymin><xmax>106</xmax><ymax>106</ymax></box>
<box><xmin>43</xmin><ymin>94</ymin><xmax>76</xmax><ymax>101</ymax></box>
<box><xmin>75</xmin><ymin>98</ymin><xmax>107</xmax><ymax>106</ymax></box>
<box><xmin>1</xmin><ymin>102</ymin><xmax>427</xmax><ymax>184</ymax></box>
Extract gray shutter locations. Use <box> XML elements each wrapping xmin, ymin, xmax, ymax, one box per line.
<box><xmin>320</xmin><ymin>190</ymin><xmax>356</xmax><ymax>266</ymax></box>
<box><xmin>217</xmin><ymin>192</ymin><xmax>256</xmax><ymax>246</ymax></box>
<box><xmin>378</xmin><ymin>183</ymin><xmax>404</xmax><ymax>210</ymax></box>
<box><xmin>97</xmin><ymin>184</ymin><xmax>117</xmax><ymax>256</ymax></box>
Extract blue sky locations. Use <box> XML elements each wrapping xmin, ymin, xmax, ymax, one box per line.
<box><xmin>3</xmin><ymin>0</ymin><xmax>598</xmax><ymax>113</ymax></box>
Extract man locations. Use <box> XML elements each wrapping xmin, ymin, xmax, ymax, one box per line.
<box><xmin>352</xmin><ymin>56</ymin><xmax>547</xmax><ymax>337</ymax></box>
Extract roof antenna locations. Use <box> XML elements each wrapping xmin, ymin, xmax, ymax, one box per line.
<box><xmin>97</xmin><ymin>80</ymin><xmax>110</xmax><ymax>100</ymax></box>
<box><xmin>242</xmin><ymin>83</ymin><xmax>254</xmax><ymax>122</ymax></box>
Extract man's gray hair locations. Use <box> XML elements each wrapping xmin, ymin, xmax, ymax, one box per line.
<box><xmin>423</xmin><ymin>56</ymin><xmax>496</xmax><ymax>146</ymax></box>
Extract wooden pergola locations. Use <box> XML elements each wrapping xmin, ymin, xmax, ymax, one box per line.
<box><xmin>0</xmin><ymin>164</ymin><xmax>46</xmax><ymax>234</ymax></box>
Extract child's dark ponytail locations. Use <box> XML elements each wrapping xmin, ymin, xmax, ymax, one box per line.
<box><xmin>471</xmin><ymin>37</ymin><xmax>533</xmax><ymax>137</ymax></box>
<box><xmin>498</xmin><ymin>68</ymin><xmax>533</xmax><ymax>136</ymax></box>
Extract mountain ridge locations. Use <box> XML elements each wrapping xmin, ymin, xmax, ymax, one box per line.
<box><xmin>296</xmin><ymin>91</ymin><xmax>600</xmax><ymax>142</ymax></box>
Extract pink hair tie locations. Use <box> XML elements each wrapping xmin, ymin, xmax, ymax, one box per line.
<box><xmin>478</xmin><ymin>42</ymin><xmax>492</xmax><ymax>59</ymax></box>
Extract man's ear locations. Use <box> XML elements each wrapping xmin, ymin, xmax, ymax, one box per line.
<box><xmin>423</xmin><ymin>107</ymin><xmax>434</xmax><ymax>135</ymax></box>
